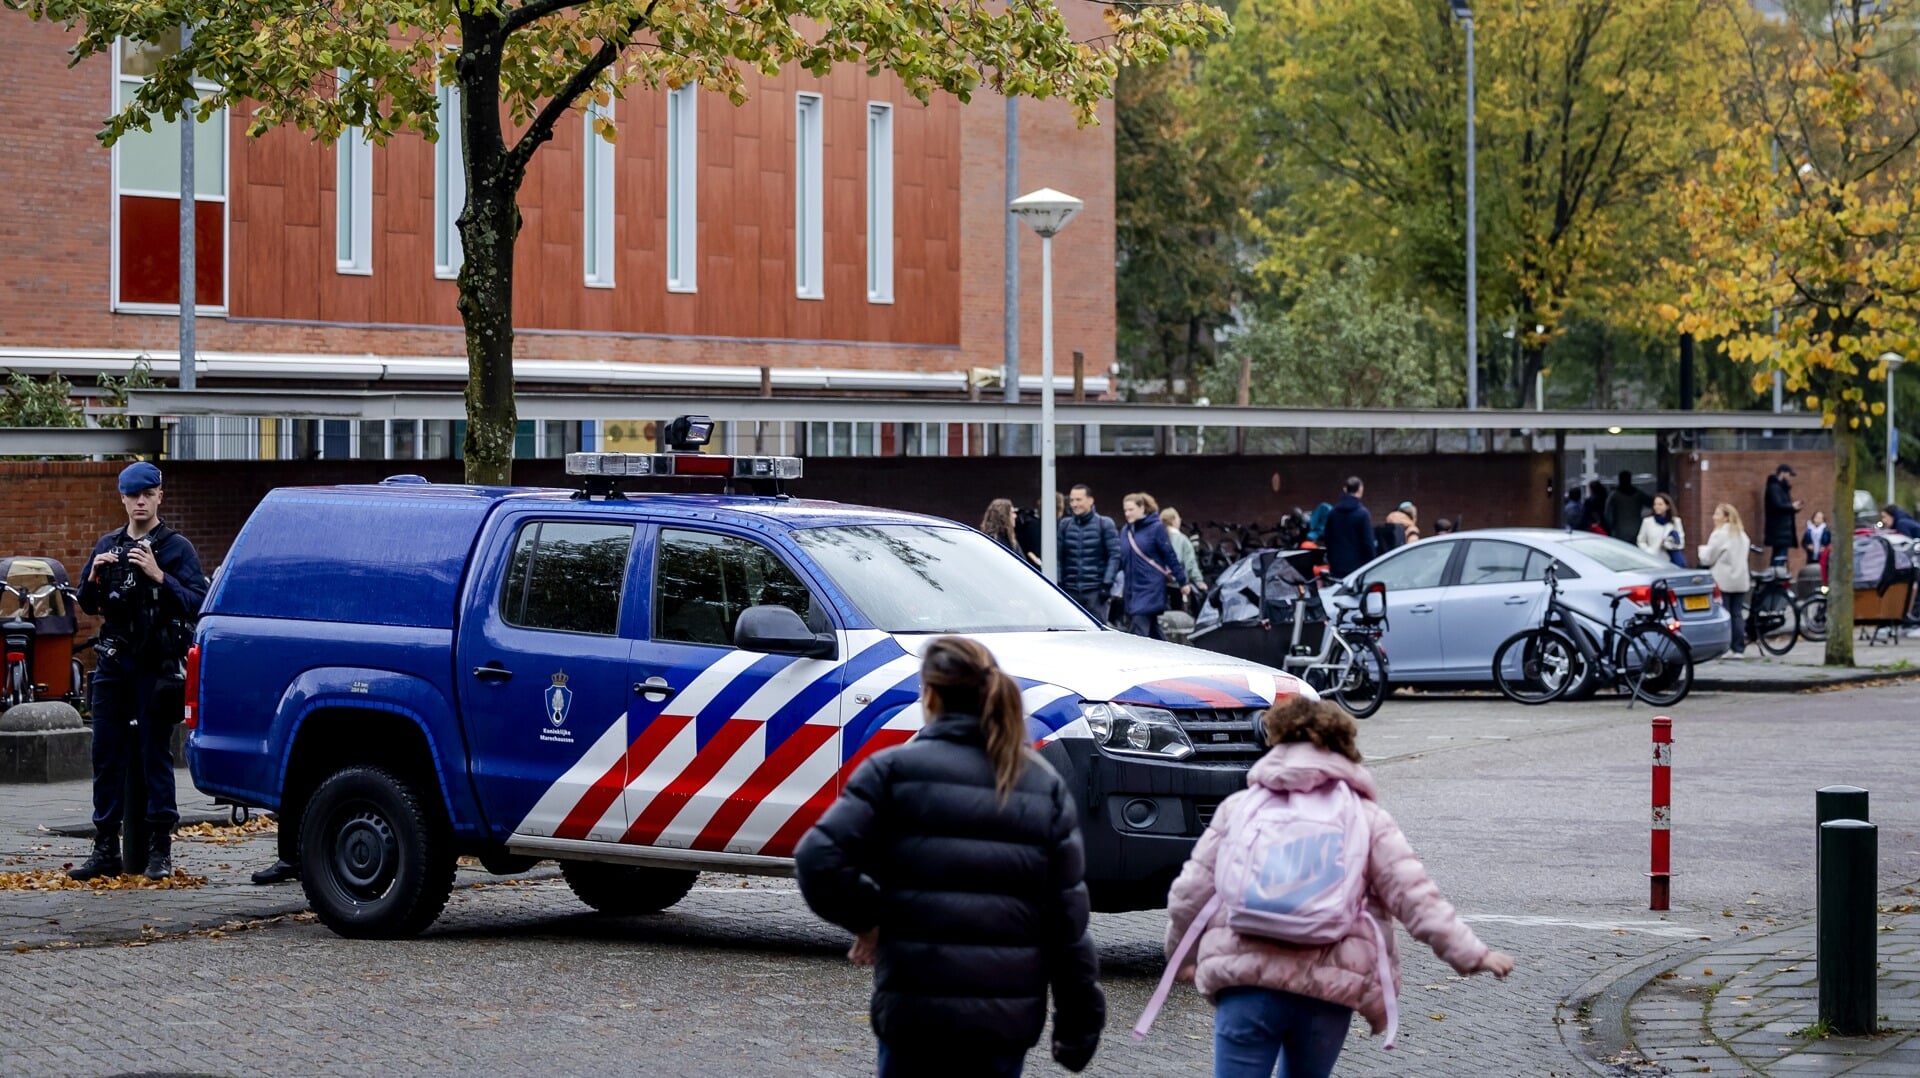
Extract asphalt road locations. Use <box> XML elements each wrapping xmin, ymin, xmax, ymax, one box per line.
<box><xmin>4</xmin><ymin>680</ymin><xmax>1919</xmax><ymax>1077</ymax></box>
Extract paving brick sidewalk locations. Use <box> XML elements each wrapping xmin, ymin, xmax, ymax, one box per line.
<box><xmin>1691</xmin><ymin>636</ymin><xmax>1918</xmax><ymax>693</ymax></box>
<box><xmin>1619</xmin><ymin>894</ymin><xmax>1920</xmax><ymax>1075</ymax></box>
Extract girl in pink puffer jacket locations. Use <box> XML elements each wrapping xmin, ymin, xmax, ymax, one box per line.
<box><xmin>1164</xmin><ymin>696</ymin><xmax>1514</xmax><ymax>1077</ymax></box>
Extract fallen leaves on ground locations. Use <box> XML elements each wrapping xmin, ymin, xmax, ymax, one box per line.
<box><xmin>0</xmin><ymin>868</ymin><xmax>209</xmax><ymax>891</ymax></box>
<box><xmin>174</xmin><ymin>817</ymin><xmax>278</xmax><ymax>843</ymax></box>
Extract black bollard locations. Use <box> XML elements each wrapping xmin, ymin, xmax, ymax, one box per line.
<box><xmin>1815</xmin><ymin>785</ymin><xmax>1869</xmax><ymax>896</ymax></box>
<box><xmin>1817</xmin><ymin>819</ymin><xmax>1877</xmax><ymax>1036</ymax></box>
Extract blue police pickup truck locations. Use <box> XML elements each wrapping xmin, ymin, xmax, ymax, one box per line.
<box><xmin>187</xmin><ymin>441</ymin><xmax>1312</xmax><ymax>937</ymax></box>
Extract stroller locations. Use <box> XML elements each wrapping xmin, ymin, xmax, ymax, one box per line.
<box><xmin>1851</xmin><ymin>532</ymin><xmax>1917</xmax><ymax>645</ymax></box>
<box><xmin>0</xmin><ymin>556</ymin><xmax>83</xmax><ymax>709</ymax></box>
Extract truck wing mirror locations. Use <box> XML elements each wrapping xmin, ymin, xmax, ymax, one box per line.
<box><xmin>734</xmin><ymin>605</ymin><xmax>837</xmax><ymax>660</ymax></box>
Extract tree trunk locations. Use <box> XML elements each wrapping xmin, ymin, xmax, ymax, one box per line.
<box><xmin>1235</xmin><ymin>348</ymin><xmax>1252</xmax><ymax>406</ymax></box>
<box><xmin>456</xmin><ymin>24</ymin><xmax>520</xmax><ymax>487</ymax></box>
<box><xmin>1825</xmin><ymin>421</ymin><xmax>1857</xmax><ymax>666</ymax></box>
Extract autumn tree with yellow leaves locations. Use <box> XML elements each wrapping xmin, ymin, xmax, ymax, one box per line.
<box><xmin>1668</xmin><ymin>0</ymin><xmax>1920</xmax><ymax>664</ymax></box>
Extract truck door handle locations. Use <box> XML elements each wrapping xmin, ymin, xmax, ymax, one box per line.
<box><xmin>472</xmin><ymin>664</ymin><xmax>513</xmax><ymax>682</ymax></box>
<box><xmin>635</xmin><ymin>677</ymin><xmax>679</xmax><ymax>699</ymax></box>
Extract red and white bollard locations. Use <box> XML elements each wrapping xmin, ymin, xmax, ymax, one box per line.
<box><xmin>1650</xmin><ymin>716</ymin><xmax>1672</xmax><ymax>911</ymax></box>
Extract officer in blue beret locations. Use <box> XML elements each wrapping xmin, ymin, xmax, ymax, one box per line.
<box><xmin>68</xmin><ymin>462</ymin><xmax>208</xmax><ymax>882</ymax></box>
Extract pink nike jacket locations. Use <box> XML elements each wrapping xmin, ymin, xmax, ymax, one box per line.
<box><xmin>1163</xmin><ymin>743</ymin><xmax>1491</xmax><ymax>1035</ymax></box>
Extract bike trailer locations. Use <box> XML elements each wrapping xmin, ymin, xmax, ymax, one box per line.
<box><xmin>1190</xmin><ymin>549</ymin><xmax>1326</xmax><ymax>665</ymax></box>
<box><xmin>0</xmin><ymin>556</ymin><xmax>78</xmax><ymax>700</ymax></box>
<box><xmin>1852</xmin><ymin>533</ymin><xmax>1917</xmax><ymax>625</ymax></box>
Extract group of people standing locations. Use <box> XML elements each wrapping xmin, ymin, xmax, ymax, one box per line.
<box><xmin>796</xmin><ymin>637</ymin><xmax>1511</xmax><ymax>1077</ymax></box>
<box><xmin>984</xmin><ymin>485</ymin><xmax>1205</xmax><ymax>638</ymax></box>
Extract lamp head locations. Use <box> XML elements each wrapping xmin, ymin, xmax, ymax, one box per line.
<box><xmin>1448</xmin><ymin>0</ymin><xmax>1472</xmax><ymax>20</ymax></box>
<box><xmin>1882</xmin><ymin>351</ymin><xmax>1906</xmax><ymax>367</ymax></box>
<box><xmin>1010</xmin><ymin>187</ymin><xmax>1084</xmax><ymax>237</ymax></box>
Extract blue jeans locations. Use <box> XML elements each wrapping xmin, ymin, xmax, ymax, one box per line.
<box><xmin>1213</xmin><ymin>987</ymin><xmax>1353</xmax><ymax>1078</ymax></box>
<box><xmin>876</xmin><ymin>1040</ymin><xmax>1024</xmax><ymax>1077</ymax></box>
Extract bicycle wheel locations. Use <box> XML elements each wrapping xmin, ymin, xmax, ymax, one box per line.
<box><xmin>1798</xmin><ymin>595</ymin><xmax>1828</xmax><ymax>642</ymax></box>
<box><xmin>1619</xmin><ymin>623</ymin><xmax>1693</xmax><ymax>707</ymax></box>
<box><xmin>1492</xmin><ymin>628</ymin><xmax>1583</xmax><ymax>705</ymax></box>
<box><xmin>1334</xmin><ymin>637</ymin><xmax>1389</xmax><ymax>719</ymax></box>
<box><xmin>1750</xmin><ymin>585</ymin><xmax>1798</xmax><ymax>656</ymax></box>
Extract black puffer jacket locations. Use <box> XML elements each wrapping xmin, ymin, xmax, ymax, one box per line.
<box><xmin>1057</xmin><ymin>510</ymin><xmax>1121</xmax><ymax>593</ymax></box>
<box><xmin>795</xmin><ymin>715</ymin><xmax>1105</xmax><ymax>1065</ymax></box>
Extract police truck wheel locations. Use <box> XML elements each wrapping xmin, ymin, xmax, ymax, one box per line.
<box><xmin>561</xmin><ymin>861</ymin><xmax>698</xmax><ymax>915</ymax></box>
<box><xmin>300</xmin><ymin>766</ymin><xmax>455</xmax><ymax>939</ymax></box>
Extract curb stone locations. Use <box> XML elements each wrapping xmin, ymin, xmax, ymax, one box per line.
<box><xmin>1559</xmin><ymin>936</ymin><xmax>1723</xmax><ymax>1076</ymax></box>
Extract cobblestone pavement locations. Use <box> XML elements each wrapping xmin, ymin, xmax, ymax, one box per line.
<box><xmin>3</xmin><ymin>681</ymin><xmax>1919</xmax><ymax>1075</ymax></box>
<box><xmin>1622</xmin><ymin>899</ymin><xmax>1920</xmax><ymax>1076</ymax></box>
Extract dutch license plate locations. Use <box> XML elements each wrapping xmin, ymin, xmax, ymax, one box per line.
<box><xmin>1683</xmin><ymin>594</ymin><xmax>1711</xmax><ymax>612</ymax></box>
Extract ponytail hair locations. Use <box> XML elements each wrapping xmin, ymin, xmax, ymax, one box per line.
<box><xmin>920</xmin><ymin>636</ymin><xmax>1028</xmax><ymax>801</ymax></box>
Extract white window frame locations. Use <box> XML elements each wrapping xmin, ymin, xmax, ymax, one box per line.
<box><xmin>795</xmin><ymin>92</ymin><xmax>824</xmax><ymax>300</ymax></box>
<box><xmin>109</xmin><ymin>35</ymin><xmax>231</xmax><ymax>316</ymax></box>
<box><xmin>434</xmin><ymin>81</ymin><xmax>465</xmax><ymax>279</ymax></box>
<box><xmin>666</xmin><ymin>86</ymin><xmax>697</xmax><ymax>293</ymax></box>
<box><xmin>865</xmin><ymin>102</ymin><xmax>894</xmax><ymax>304</ymax></box>
<box><xmin>336</xmin><ymin>70</ymin><xmax>374</xmax><ymax>276</ymax></box>
<box><xmin>583</xmin><ymin>98</ymin><xmax>615</xmax><ymax>288</ymax></box>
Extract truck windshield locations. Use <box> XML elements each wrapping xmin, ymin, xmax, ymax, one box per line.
<box><xmin>791</xmin><ymin>524</ymin><xmax>1097</xmax><ymax>634</ymax></box>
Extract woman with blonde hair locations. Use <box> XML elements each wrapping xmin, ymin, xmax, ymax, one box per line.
<box><xmin>1697</xmin><ymin>503</ymin><xmax>1752</xmax><ymax>658</ymax></box>
<box><xmin>797</xmin><ymin>636</ymin><xmax>1105</xmax><ymax>1075</ymax></box>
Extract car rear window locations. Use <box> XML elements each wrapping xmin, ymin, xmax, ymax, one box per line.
<box><xmin>1560</xmin><ymin>536</ymin><xmax>1674</xmax><ymax>573</ymax></box>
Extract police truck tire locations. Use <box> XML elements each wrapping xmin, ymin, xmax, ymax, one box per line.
<box><xmin>300</xmin><ymin>765</ymin><xmax>455</xmax><ymax>939</ymax></box>
<box><xmin>561</xmin><ymin>861</ymin><xmax>698</xmax><ymax>915</ymax></box>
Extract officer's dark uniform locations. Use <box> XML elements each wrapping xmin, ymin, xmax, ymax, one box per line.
<box><xmin>70</xmin><ymin>463</ymin><xmax>207</xmax><ymax>881</ymax></box>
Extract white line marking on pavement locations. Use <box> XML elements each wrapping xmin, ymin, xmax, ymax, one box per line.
<box><xmin>1463</xmin><ymin>914</ymin><xmax>1707</xmax><ymax>939</ymax></box>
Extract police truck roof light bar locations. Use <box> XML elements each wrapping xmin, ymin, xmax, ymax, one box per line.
<box><xmin>564</xmin><ymin>450</ymin><xmax>803</xmax><ymax>499</ymax></box>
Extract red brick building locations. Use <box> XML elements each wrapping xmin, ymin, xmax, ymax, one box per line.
<box><xmin>1</xmin><ymin>8</ymin><xmax>1118</xmax><ymax>459</ymax></box>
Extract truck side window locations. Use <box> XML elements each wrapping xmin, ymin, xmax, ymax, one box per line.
<box><xmin>500</xmin><ymin>521</ymin><xmax>633</xmax><ymax>636</ymax></box>
<box><xmin>655</xmin><ymin>528</ymin><xmax>822</xmax><ymax>647</ymax></box>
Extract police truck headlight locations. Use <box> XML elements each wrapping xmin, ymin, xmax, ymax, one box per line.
<box><xmin>1077</xmin><ymin>702</ymin><xmax>1194</xmax><ymax>761</ymax></box>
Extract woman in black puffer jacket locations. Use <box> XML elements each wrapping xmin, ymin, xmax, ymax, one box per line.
<box><xmin>796</xmin><ymin>636</ymin><xmax>1105</xmax><ymax>1077</ymax></box>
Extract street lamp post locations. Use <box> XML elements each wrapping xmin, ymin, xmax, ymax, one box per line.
<box><xmin>1450</xmin><ymin>0</ymin><xmax>1476</xmax><ymax>418</ymax></box>
<box><xmin>1010</xmin><ymin>187</ymin><xmax>1083</xmax><ymax>583</ymax></box>
<box><xmin>1884</xmin><ymin>352</ymin><xmax>1905</xmax><ymax>506</ymax></box>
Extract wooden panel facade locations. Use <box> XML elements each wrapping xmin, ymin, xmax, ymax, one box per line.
<box><xmin>225</xmin><ymin>67</ymin><xmax>961</xmax><ymax>345</ymax></box>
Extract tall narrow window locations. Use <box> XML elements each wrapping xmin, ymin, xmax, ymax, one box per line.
<box><xmin>335</xmin><ymin>69</ymin><xmax>373</xmax><ymax>275</ymax></box>
<box><xmin>866</xmin><ymin>103</ymin><xmax>894</xmax><ymax>303</ymax></box>
<box><xmin>795</xmin><ymin>93</ymin><xmax>824</xmax><ymax>299</ymax></box>
<box><xmin>113</xmin><ymin>31</ymin><xmax>228</xmax><ymax>310</ymax></box>
<box><xmin>583</xmin><ymin>99</ymin><xmax>615</xmax><ymax>287</ymax></box>
<box><xmin>434</xmin><ymin>81</ymin><xmax>464</xmax><ymax>278</ymax></box>
<box><xmin>666</xmin><ymin>86</ymin><xmax>697</xmax><ymax>292</ymax></box>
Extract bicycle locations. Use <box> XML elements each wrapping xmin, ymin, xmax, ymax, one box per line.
<box><xmin>1744</xmin><ymin>545</ymin><xmax>1799</xmax><ymax>656</ymax></box>
<box><xmin>1798</xmin><ymin>584</ymin><xmax>1829</xmax><ymax>642</ymax></box>
<box><xmin>0</xmin><ymin>582</ymin><xmax>33</xmax><ymax>709</ymax></box>
<box><xmin>1492</xmin><ymin>564</ymin><xmax>1693</xmax><ymax>707</ymax></box>
<box><xmin>1287</xmin><ymin>579</ymin><xmax>1391</xmax><ymax>719</ymax></box>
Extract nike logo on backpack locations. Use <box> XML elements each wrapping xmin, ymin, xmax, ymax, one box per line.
<box><xmin>1244</xmin><ymin>833</ymin><xmax>1344</xmax><ymax>915</ymax></box>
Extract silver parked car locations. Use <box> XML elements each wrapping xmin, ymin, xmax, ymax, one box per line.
<box><xmin>1330</xmin><ymin>528</ymin><xmax>1732</xmax><ymax>688</ymax></box>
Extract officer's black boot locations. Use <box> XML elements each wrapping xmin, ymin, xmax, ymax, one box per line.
<box><xmin>143</xmin><ymin>829</ymin><xmax>173</xmax><ymax>881</ymax></box>
<box><xmin>68</xmin><ymin>830</ymin><xmax>123</xmax><ymax>881</ymax></box>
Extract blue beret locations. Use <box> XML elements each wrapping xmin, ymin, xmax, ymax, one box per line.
<box><xmin>118</xmin><ymin>461</ymin><xmax>163</xmax><ymax>495</ymax></box>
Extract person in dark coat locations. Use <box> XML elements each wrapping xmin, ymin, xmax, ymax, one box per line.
<box><xmin>1058</xmin><ymin>484</ymin><xmax>1121</xmax><ymax>620</ymax></box>
<box><xmin>1881</xmin><ymin>504</ymin><xmax>1920</xmax><ymax>540</ymax></box>
<box><xmin>795</xmin><ymin>636</ymin><xmax>1106</xmax><ymax>1077</ymax></box>
<box><xmin>1323</xmin><ymin>477</ymin><xmax>1378</xmax><ymax>578</ymax></box>
<box><xmin>1118</xmin><ymin>492</ymin><xmax>1189</xmax><ymax>638</ymax></box>
<box><xmin>1763</xmin><ymin>465</ymin><xmax>1801</xmax><ymax>567</ymax></box>
<box><xmin>69</xmin><ymin>462</ymin><xmax>209</xmax><ymax>882</ymax></box>
<box><xmin>1604</xmin><ymin>470</ymin><xmax>1650</xmax><ymax>544</ymax></box>
<box><xmin>1581</xmin><ymin>479</ymin><xmax>1610</xmax><ymax>533</ymax></box>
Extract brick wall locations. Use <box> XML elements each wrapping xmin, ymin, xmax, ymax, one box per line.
<box><xmin>1</xmin><ymin>452</ymin><xmax>1557</xmax><ymax>583</ymax></box>
<box><xmin>1671</xmin><ymin>449</ymin><xmax>1836</xmax><ymax>570</ymax></box>
<box><xmin>1</xmin><ymin>8</ymin><xmax>1115</xmax><ymax>384</ymax></box>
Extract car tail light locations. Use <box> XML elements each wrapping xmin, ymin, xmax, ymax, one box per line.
<box><xmin>183</xmin><ymin>645</ymin><xmax>200</xmax><ymax>729</ymax></box>
<box><xmin>1622</xmin><ymin>584</ymin><xmax>1653</xmax><ymax>607</ymax></box>
<box><xmin>4</xmin><ymin>652</ymin><xmax>22</xmax><ymax>664</ymax></box>
<box><xmin>1713</xmin><ymin>585</ymin><xmax>1723</xmax><ymax>603</ymax></box>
